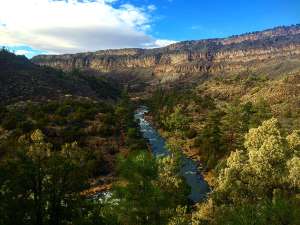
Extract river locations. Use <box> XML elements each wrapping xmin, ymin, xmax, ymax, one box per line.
<box><xmin>134</xmin><ymin>106</ymin><xmax>209</xmax><ymax>203</ymax></box>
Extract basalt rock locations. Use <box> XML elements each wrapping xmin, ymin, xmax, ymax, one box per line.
<box><xmin>32</xmin><ymin>24</ymin><xmax>300</xmax><ymax>81</ymax></box>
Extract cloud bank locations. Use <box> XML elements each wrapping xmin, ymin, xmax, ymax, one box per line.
<box><xmin>0</xmin><ymin>0</ymin><xmax>176</xmax><ymax>54</ymax></box>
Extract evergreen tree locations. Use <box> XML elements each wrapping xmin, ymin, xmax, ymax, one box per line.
<box><xmin>221</xmin><ymin>103</ymin><xmax>245</xmax><ymax>151</ymax></box>
<box><xmin>109</xmin><ymin>151</ymin><xmax>189</xmax><ymax>225</ymax></box>
<box><xmin>111</xmin><ymin>152</ymin><xmax>164</xmax><ymax>225</ymax></box>
<box><xmin>0</xmin><ymin>130</ymin><xmax>91</xmax><ymax>225</ymax></box>
<box><xmin>196</xmin><ymin>110</ymin><xmax>224</xmax><ymax>169</ymax></box>
<box><xmin>163</xmin><ymin>105</ymin><xmax>189</xmax><ymax>133</ymax></box>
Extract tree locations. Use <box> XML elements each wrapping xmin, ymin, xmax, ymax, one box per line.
<box><xmin>195</xmin><ymin>110</ymin><xmax>224</xmax><ymax>169</ymax></box>
<box><xmin>163</xmin><ymin>105</ymin><xmax>189</xmax><ymax>133</ymax></box>
<box><xmin>212</xmin><ymin>197</ymin><xmax>300</xmax><ymax>225</ymax></box>
<box><xmin>110</xmin><ymin>150</ymin><xmax>189</xmax><ymax>225</ymax></box>
<box><xmin>0</xmin><ymin>130</ymin><xmax>91</xmax><ymax>225</ymax></box>
<box><xmin>46</xmin><ymin>142</ymin><xmax>89</xmax><ymax>225</ymax></box>
<box><xmin>25</xmin><ymin>129</ymin><xmax>52</xmax><ymax>225</ymax></box>
<box><xmin>241</xmin><ymin>101</ymin><xmax>255</xmax><ymax>129</ymax></box>
<box><xmin>193</xmin><ymin>118</ymin><xmax>300</xmax><ymax>225</ymax></box>
<box><xmin>249</xmin><ymin>99</ymin><xmax>272</xmax><ymax>128</ymax></box>
<box><xmin>111</xmin><ymin>151</ymin><xmax>164</xmax><ymax>225</ymax></box>
<box><xmin>286</xmin><ymin>130</ymin><xmax>300</xmax><ymax>156</ymax></box>
<box><xmin>287</xmin><ymin>156</ymin><xmax>300</xmax><ymax>189</ymax></box>
<box><xmin>156</xmin><ymin>155</ymin><xmax>190</xmax><ymax>209</ymax></box>
<box><xmin>167</xmin><ymin>206</ymin><xmax>190</xmax><ymax>225</ymax></box>
<box><xmin>221</xmin><ymin>103</ymin><xmax>245</xmax><ymax>151</ymax></box>
<box><xmin>115</xmin><ymin>90</ymin><xmax>135</xmax><ymax>130</ymax></box>
<box><xmin>216</xmin><ymin>118</ymin><xmax>299</xmax><ymax>202</ymax></box>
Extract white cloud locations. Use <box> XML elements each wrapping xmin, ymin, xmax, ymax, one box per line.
<box><xmin>14</xmin><ymin>50</ymin><xmax>31</xmax><ymax>55</ymax></box>
<box><xmin>147</xmin><ymin>4</ymin><xmax>157</xmax><ymax>12</ymax></box>
<box><xmin>0</xmin><ymin>0</ymin><xmax>174</xmax><ymax>54</ymax></box>
<box><xmin>153</xmin><ymin>39</ymin><xmax>177</xmax><ymax>47</ymax></box>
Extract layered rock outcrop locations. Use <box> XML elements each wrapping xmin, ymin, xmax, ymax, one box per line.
<box><xmin>32</xmin><ymin>24</ymin><xmax>300</xmax><ymax>79</ymax></box>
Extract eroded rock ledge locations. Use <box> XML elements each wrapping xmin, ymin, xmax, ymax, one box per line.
<box><xmin>32</xmin><ymin>24</ymin><xmax>300</xmax><ymax>79</ymax></box>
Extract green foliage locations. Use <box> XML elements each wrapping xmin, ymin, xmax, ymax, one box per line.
<box><xmin>193</xmin><ymin>118</ymin><xmax>300</xmax><ymax>225</ymax></box>
<box><xmin>163</xmin><ymin>105</ymin><xmax>189</xmax><ymax>133</ymax></box>
<box><xmin>0</xmin><ymin>93</ymin><xmax>148</xmax><ymax>178</ymax></box>
<box><xmin>157</xmin><ymin>155</ymin><xmax>190</xmax><ymax>207</ymax></box>
<box><xmin>0</xmin><ymin>99</ymin><xmax>109</xmax><ymax>138</ymax></box>
<box><xmin>0</xmin><ymin>50</ymin><xmax>121</xmax><ymax>104</ymax></box>
<box><xmin>115</xmin><ymin>90</ymin><xmax>135</xmax><ymax>129</ymax></box>
<box><xmin>193</xmin><ymin>100</ymin><xmax>273</xmax><ymax>170</ymax></box>
<box><xmin>167</xmin><ymin>206</ymin><xmax>190</xmax><ymax>225</ymax></box>
<box><xmin>0</xmin><ymin>130</ymin><xmax>91</xmax><ymax>225</ymax></box>
<box><xmin>114</xmin><ymin>90</ymin><xmax>147</xmax><ymax>151</ymax></box>
<box><xmin>221</xmin><ymin>103</ymin><xmax>245</xmax><ymax>151</ymax></box>
<box><xmin>148</xmin><ymin>86</ymin><xmax>273</xmax><ymax>171</ymax></box>
<box><xmin>194</xmin><ymin>110</ymin><xmax>224</xmax><ymax>169</ymax></box>
<box><xmin>111</xmin><ymin>151</ymin><xmax>164</xmax><ymax>225</ymax></box>
<box><xmin>147</xmin><ymin>83</ymin><xmax>297</xmax><ymax>225</ymax></box>
<box><xmin>67</xmin><ymin>69</ymin><xmax>120</xmax><ymax>100</ymax></box>
<box><xmin>148</xmin><ymin>88</ymin><xmax>197</xmax><ymax>128</ymax></box>
<box><xmin>215</xmin><ymin>118</ymin><xmax>300</xmax><ymax>202</ymax></box>
<box><xmin>249</xmin><ymin>99</ymin><xmax>272</xmax><ymax>128</ymax></box>
<box><xmin>185</xmin><ymin>128</ymin><xmax>198</xmax><ymax>139</ymax></box>
<box><xmin>0</xmin><ymin>48</ymin><xmax>32</xmax><ymax>70</ymax></box>
<box><xmin>214</xmin><ymin>197</ymin><xmax>300</xmax><ymax>225</ymax></box>
<box><xmin>107</xmin><ymin>151</ymin><xmax>189</xmax><ymax>225</ymax></box>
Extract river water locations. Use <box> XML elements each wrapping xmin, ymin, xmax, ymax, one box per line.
<box><xmin>134</xmin><ymin>106</ymin><xmax>209</xmax><ymax>202</ymax></box>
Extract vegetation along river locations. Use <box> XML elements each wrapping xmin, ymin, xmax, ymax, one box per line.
<box><xmin>134</xmin><ymin>106</ymin><xmax>210</xmax><ymax>202</ymax></box>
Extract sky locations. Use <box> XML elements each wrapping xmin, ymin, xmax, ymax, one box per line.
<box><xmin>0</xmin><ymin>0</ymin><xmax>299</xmax><ymax>58</ymax></box>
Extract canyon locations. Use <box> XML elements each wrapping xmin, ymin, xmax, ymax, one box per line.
<box><xmin>32</xmin><ymin>24</ymin><xmax>300</xmax><ymax>82</ymax></box>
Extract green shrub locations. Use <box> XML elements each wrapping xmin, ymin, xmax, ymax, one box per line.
<box><xmin>185</xmin><ymin>128</ymin><xmax>197</xmax><ymax>139</ymax></box>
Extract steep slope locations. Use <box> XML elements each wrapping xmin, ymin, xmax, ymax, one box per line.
<box><xmin>32</xmin><ymin>24</ymin><xmax>300</xmax><ymax>82</ymax></box>
<box><xmin>0</xmin><ymin>50</ymin><xmax>120</xmax><ymax>103</ymax></box>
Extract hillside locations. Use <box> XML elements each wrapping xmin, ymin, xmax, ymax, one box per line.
<box><xmin>32</xmin><ymin>24</ymin><xmax>300</xmax><ymax>83</ymax></box>
<box><xmin>1</xmin><ymin>24</ymin><xmax>300</xmax><ymax>225</ymax></box>
<box><xmin>0</xmin><ymin>49</ymin><xmax>120</xmax><ymax>103</ymax></box>
<box><xmin>0</xmin><ymin>50</ymin><xmax>147</xmax><ymax>206</ymax></box>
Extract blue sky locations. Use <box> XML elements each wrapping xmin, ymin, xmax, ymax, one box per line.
<box><xmin>0</xmin><ymin>0</ymin><xmax>299</xmax><ymax>58</ymax></box>
<box><xmin>147</xmin><ymin>0</ymin><xmax>300</xmax><ymax>40</ymax></box>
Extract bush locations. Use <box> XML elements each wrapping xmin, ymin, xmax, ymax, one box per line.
<box><xmin>127</xmin><ymin>128</ymin><xmax>139</xmax><ymax>139</ymax></box>
<box><xmin>215</xmin><ymin>198</ymin><xmax>300</xmax><ymax>225</ymax></box>
<box><xmin>17</xmin><ymin>120</ymin><xmax>35</xmax><ymax>133</ymax></box>
<box><xmin>98</xmin><ymin>124</ymin><xmax>114</xmax><ymax>137</ymax></box>
<box><xmin>185</xmin><ymin>128</ymin><xmax>197</xmax><ymax>139</ymax></box>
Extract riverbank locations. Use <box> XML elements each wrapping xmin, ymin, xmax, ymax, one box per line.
<box><xmin>136</xmin><ymin>106</ymin><xmax>210</xmax><ymax>202</ymax></box>
<box><xmin>144</xmin><ymin>111</ymin><xmax>215</xmax><ymax>187</ymax></box>
<box><xmin>85</xmin><ymin>106</ymin><xmax>211</xmax><ymax>200</ymax></box>
<box><xmin>82</xmin><ymin>175</ymin><xmax>114</xmax><ymax>197</ymax></box>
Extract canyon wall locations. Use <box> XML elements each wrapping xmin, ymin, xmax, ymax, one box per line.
<box><xmin>32</xmin><ymin>25</ymin><xmax>300</xmax><ymax>80</ymax></box>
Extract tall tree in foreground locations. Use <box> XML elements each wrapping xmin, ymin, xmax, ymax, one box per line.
<box><xmin>193</xmin><ymin>118</ymin><xmax>300</xmax><ymax>225</ymax></box>
<box><xmin>107</xmin><ymin>151</ymin><xmax>189</xmax><ymax>225</ymax></box>
<box><xmin>0</xmin><ymin>130</ymin><xmax>90</xmax><ymax>225</ymax></box>
<box><xmin>112</xmin><ymin>152</ymin><xmax>162</xmax><ymax>225</ymax></box>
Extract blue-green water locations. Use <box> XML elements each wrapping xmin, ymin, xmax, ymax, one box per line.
<box><xmin>135</xmin><ymin>106</ymin><xmax>209</xmax><ymax>202</ymax></box>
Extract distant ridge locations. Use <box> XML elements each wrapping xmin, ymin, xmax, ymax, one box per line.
<box><xmin>32</xmin><ymin>24</ymin><xmax>300</xmax><ymax>82</ymax></box>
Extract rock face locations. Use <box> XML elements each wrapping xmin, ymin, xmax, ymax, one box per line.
<box><xmin>32</xmin><ymin>25</ymin><xmax>300</xmax><ymax>80</ymax></box>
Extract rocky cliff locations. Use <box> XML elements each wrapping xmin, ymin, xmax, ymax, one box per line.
<box><xmin>32</xmin><ymin>24</ymin><xmax>300</xmax><ymax>81</ymax></box>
